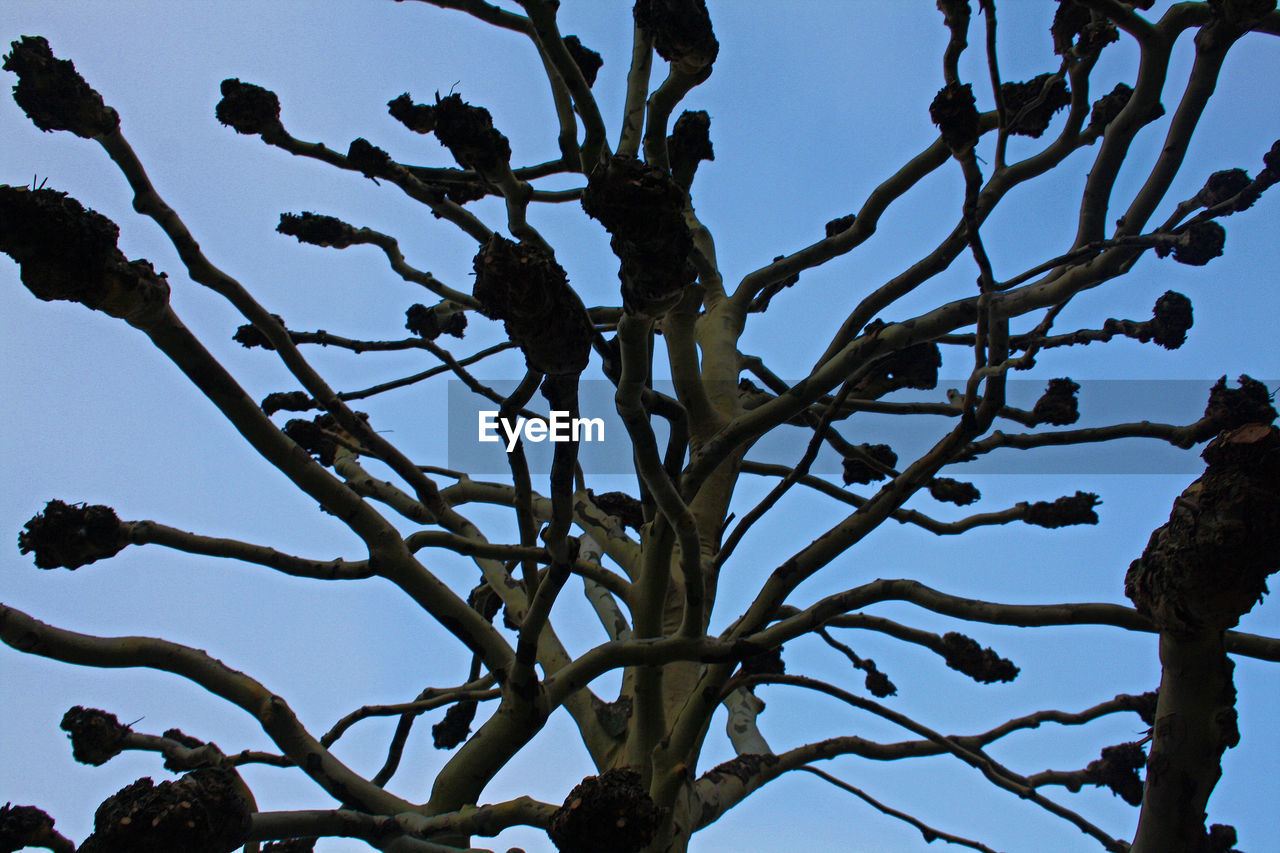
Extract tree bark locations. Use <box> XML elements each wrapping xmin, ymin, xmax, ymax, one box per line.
<box><xmin>1130</xmin><ymin>631</ymin><xmax>1236</xmax><ymax>853</ymax></box>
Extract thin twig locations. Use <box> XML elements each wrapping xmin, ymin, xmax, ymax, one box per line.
<box><xmin>797</xmin><ymin>765</ymin><xmax>1002</xmax><ymax>853</ymax></box>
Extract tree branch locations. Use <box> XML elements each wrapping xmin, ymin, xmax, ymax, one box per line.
<box><xmin>736</xmin><ymin>674</ymin><xmax>1128</xmax><ymax>852</ymax></box>
<box><xmin>0</xmin><ymin>603</ymin><xmax>415</xmax><ymax>815</ymax></box>
<box><xmin>797</xmin><ymin>765</ymin><xmax>1001</xmax><ymax>853</ymax></box>
<box><xmin>127</xmin><ymin>520</ymin><xmax>373</xmax><ymax>580</ymax></box>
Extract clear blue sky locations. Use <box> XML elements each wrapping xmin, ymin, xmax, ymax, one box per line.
<box><xmin>2</xmin><ymin>2</ymin><xmax>1278</xmax><ymax>851</ymax></box>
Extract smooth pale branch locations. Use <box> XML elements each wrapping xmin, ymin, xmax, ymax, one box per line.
<box><xmin>478</xmin><ymin>411</ymin><xmax>604</xmax><ymax>451</ymax></box>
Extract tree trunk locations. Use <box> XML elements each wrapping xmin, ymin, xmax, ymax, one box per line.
<box><xmin>1130</xmin><ymin>631</ymin><xmax>1236</xmax><ymax>853</ymax></box>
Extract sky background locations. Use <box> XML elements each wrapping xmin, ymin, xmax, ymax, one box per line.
<box><xmin>2</xmin><ymin>2</ymin><xmax>1278</xmax><ymax>851</ymax></box>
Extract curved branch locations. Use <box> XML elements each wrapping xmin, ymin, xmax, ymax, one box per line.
<box><xmin>405</xmin><ymin>530</ymin><xmax>549</xmax><ymax>564</ymax></box>
<box><xmin>321</xmin><ymin>683</ymin><xmax>500</xmax><ymax>748</ymax></box>
<box><xmin>615</xmin><ymin>314</ymin><xmax>703</xmax><ymax>636</ymax></box>
<box><xmin>618</xmin><ymin>22</ymin><xmax>654</xmax><ymax>157</ymax></box>
<box><xmin>752</xmin><ymin>578</ymin><xmax>1280</xmax><ymax>663</ymax></box>
<box><xmin>1115</xmin><ymin>31</ymin><xmax>1231</xmax><ymax>236</ymax></box>
<box><xmin>736</xmin><ymin>674</ymin><xmax>1128</xmax><ymax>852</ymax></box>
<box><xmin>256</xmin><ymin>127</ymin><xmax>493</xmax><ymax>242</ymax></box>
<box><xmin>248</xmin><ymin>797</ymin><xmax>555</xmax><ymax>846</ymax></box>
<box><xmin>410</xmin><ymin>0</ymin><xmax>532</xmax><ymax>34</ymax></box>
<box><xmin>740</xmin><ymin>461</ymin><xmax>1069</xmax><ymax>536</ymax></box>
<box><xmin>357</xmin><ymin>229</ymin><xmax>482</xmax><ymax>308</ymax></box>
<box><xmin>120</xmin><ymin>729</ymin><xmax>292</xmax><ymax>771</ymax></box>
<box><xmin>336</xmin><ymin>453</ymin><xmax>438</xmax><ymax>526</ymax></box>
<box><xmin>0</xmin><ymin>603</ymin><xmax>415</xmax><ymax>816</ymax></box>
<box><xmin>797</xmin><ymin>765</ymin><xmax>1000</xmax><ymax>853</ymax></box>
<box><xmin>518</xmin><ymin>0</ymin><xmax>609</xmax><ymax>170</ymax></box>
<box><xmin>642</xmin><ymin>66</ymin><xmax>711</xmax><ymax>171</ymax></box>
<box><xmin>126</xmin><ymin>520</ymin><xmax>373</xmax><ymax>580</ymax></box>
<box><xmin>285</xmin><ymin>332</ymin><xmax>437</xmax><ymax>354</ymax></box>
<box><xmin>695</xmin><ymin>689</ymin><xmax>1157</xmax><ymax>830</ymax></box>
<box><xmin>1073</xmin><ymin>18</ymin><xmax>1174</xmax><ymax>245</ymax></box>
<box><xmin>332</xmin><ymin>341</ymin><xmax>518</xmax><ymax>406</ymax></box>
<box><xmin>730</xmin><ymin>134</ymin><xmax>953</xmax><ymax>313</ymax></box>
<box><xmin>957</xmin><ymin>411</ymin><xmax>1226</xmax><ymax>458</ymax></box>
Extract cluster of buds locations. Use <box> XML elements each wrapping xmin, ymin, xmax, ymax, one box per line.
<box><xmin>824</xmin><ymin>639</ymin><xmax>898</xmax><ymax>698</ymax></box>
<box><xmin>1155</xmin><ymin>220</ymin><xmax>1226</xmax><ymax>266</ymax></box>
<box><xmin>277</xmin><ymin>212</ymin><xmax>363</xmax><ymax>249</ymax></box>
<box><xmin>389</xmin><ymin>92</ymin><xmax>511</xmax><ymax>174</ymax></box>
<box><xmin>1206</xmin><ymin>824</ymin><xmax>1243</xmax><ymax>853</ymax></box>
<box><xmin>1263</xmin><ymin>138</ymin><xmax>1280</xmax><ymax>176</ymax></box>
<box><xmin>346</xmin><ymin>138</ymin><xmax>399</xmax><ymax>180</ymax></box>
<box><xmin>1126</xmin><ymin>423</ymin><xmax>1280</xmax><ymax>635</ymax></box>
<box><xmin>1198</xmin><ymin>168</ymin><xmax>1254</xmax><ymax>209</ymax></box>
<box><xmin>862</xmin><ymin>663</ymin><xmax>897</xmax><ymax>698</ymax></box>
<box><xmin>283</xmin><ymin>413</ymin><xmax>367</xmax><ymax>467</ymax></box>
<box><xmin>387</xmin><ymin>92</ymin><xmax>436</xmax><ymax>133</ymax></box>
<box><xmin>421</xmin><ymin>178</ymin><xmax>488</xmax><ymax>206</ymax></box>
<box><xmin>0</xmin><ymin>186</ymin><xmax>170</xmax><ymax>324</ymax></box>
<box><xmin>1087</xmin><ymin>82</ymin><xmax>1165</xmax><ymax>134</ymax></box>
<box><xmin>930</xmin><ymin>82</ymin><xmax>979</xmax><ymax>153</ymax></box>
<box><xmin>405</xmin><ymin>301</ymin><xmax>467</xmax><ymax>340</ymax></box>
<box><xmin>1127</xmin><ymin>690</ymin><xmax>1160</xmax><ymax>727</ymax></box>
<box><xmin>1024</xmin><ymin>491</ymin><xmax>1100</xmax><ymax>528</ymax></box>
<box><xmin>667</xmin><ymin>109</ymin><xmax>714</xmax><ymax>187</ymax></box>
<box><xmin>1000</xmin><ymin>73</ymin><xmax>1071</xmax><ymax>138</ymax></box>
<box><xmin>1146</xmin><ymin>290</ymin><xmax>1194</xmax><ymax>349</ymax></box>
<box><xmin>215</xmin><ymin>78</ymin><xmax>282</xmax><ymax>136</ymax></box>
<box><xmin>589</xmin><ymin>490</ymin><xmax>646</xmax><ymax>532</ymax></box>
<box><xmin>1030</xmin><ymin>378</ymin><xmax>1081</xmax><ymax>426</ymax></box>
<box><xmin>4</xmin><ymin>36</ymin><xmax>118</xmax><ymax>137</ymax></box>
<box><xmin>928</xmin><ymin>477</ymin><xmax>981</xmax><ymax>506</ymax></box>
<box><xmin>582</xmin><ymin>155</ymin><xmax>697</xmax><ymax>315</ymax></box>
<box><xmin>1083</xmin><ymin>742</ymin><xmax>1147</xmax><ymax>806</ymax></box>
<box><xmin>0</xmin><ymin>803</ymin><xmax>67</xmax><ymax>853</ymax></box>
<box><xmin>936</xmin><ymin>0</ymin><xmax>971</xmax><ymax>35</ymax></box>
<box><xmin>855</xmin><ymin>321</ymin><xmax>943</xmax><ymax>397</ymax></box>
<box><xmin>0</xmin><ymin>185</ymin><xmax>113</xmax><ymax>284</ymax></box>
<box><xmin>841</xmin><ymin>443</ymin><xmax>897</xmax><ymax>486</ymax></box>
<box><xmin>939</xmin><ymin>632</ymin><xmax>1020</xmax><ymax>683</ymax></box>
<box><xmin>1052</xmin><ymin>0</ymin><xmax>1120</xmax><ymax>57</ymax></box>
<box><xmin>433</xmin><ymin>93</ymin><xmax>512</xmax><ymax>174</ymax></box>
<box><xmin>1102</xmin><ymin>291</ymin><xmax>1194</xmax><ymax>349</ymax></box>
<box><xmin>261</xmin><ymin>392</ymin><xmax>313</xmax><ymax>416</ymax></box>
<box><xmin>825</xmin><ymin>214</ymin><xmax>856</xmax><ymax>237</ymax></box>
<box><xmin>232</xmin><ymin>314</ymin><xmax>288</xmax><ymax>350</ymax></box>
<box><xmin>1200</xmin><ymin>375</ymin><xmax>1277</xmax><ymax>435</ymax></box>
<box><xmin>549</xmin><ymin>768</ymin><xmax>662</xmax><ymax>853</ymax></box>
<box><xmin>61</xmin><ymin>706</ymin><xmax>132</xmax><ymax>766</ymax></box>
<box><xmin>562</xmin><ymin>36</ymin><xmax>604</xmax><ymax>87</ymax></box>
<box><xmin>472</xmin><ymin>234</ymin><xmax>592</xmax><ymax>375</ymax></box>
<box><xmin>18</xmin><ymin>499</ymin><xmax>126</xmax><ymax>570</ymax></box>
<box><xmin>78</xmin><ymin>769</ymin><xmax>251</xmax><ymax>853</ymax></box>
<box><xmin>633</xmin><ymin>0</ymin><xmax>719</xmax><ymax>74</ymax></box>
<box><xmin>432</xmin><ymin>701</ymin><xmax>478</xmax><ymax>750</ymax></box>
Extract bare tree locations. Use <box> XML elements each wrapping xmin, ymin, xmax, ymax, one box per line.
<box><xmin>2</xmin><ymin>2</ymin><xmax>1279</xmax><ymax>852</ymax></box>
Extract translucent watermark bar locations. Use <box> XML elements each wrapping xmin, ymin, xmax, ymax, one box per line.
<box><xmin>447</xmin><ymin>379</ymin><xmax>1277</xmax><ymax>476</ymax></box>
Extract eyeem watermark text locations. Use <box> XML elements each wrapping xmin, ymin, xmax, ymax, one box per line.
<box><xmin>478</xmin><ymin>411</ymin><xmax>605</xmax><ymax>452</ymax></box>
<box><xmin>453</xmin><ymin>379</ymin><xmax>1279</xmax><ymax>474</ymax></box>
